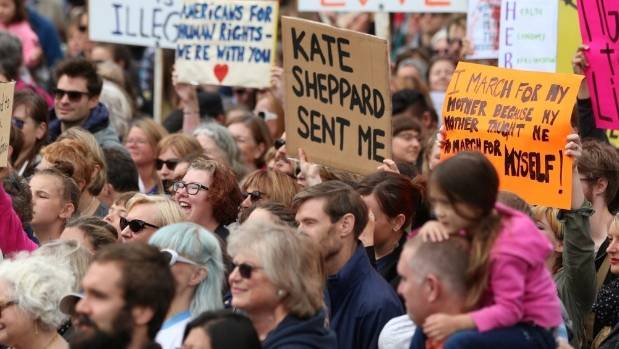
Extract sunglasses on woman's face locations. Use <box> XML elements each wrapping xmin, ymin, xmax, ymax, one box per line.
<box><xmin>241</xmin><ymin>191</ymin><xmax>263</xmax><ymax>203</ymax></box>
<box><xmin>233</xmin><ymin>262</ymin><xmax>262</xmax><ymax>279</ymax></box>
<box><xmin>119</xmin><ymin>217</ymin><xmax>159</xmax><ymax>234</ymax></box>
<box><xmin>156</xmin><ymin>158</ymin><xmax>179</xmax><ymax>171</ymax></box>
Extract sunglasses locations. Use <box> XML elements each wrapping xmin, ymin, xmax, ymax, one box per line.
<box><xmin>53</xmin><ymin>88</ymin><xmax>90</xmax><ymax>102</ymax></box>
<box><xmin>78</xmin><ymin>24</ymin><xmax>87</xmax><ymax>32</ymax></box>
<box><xmin>241</xmin><ymin>191</ymin><xmax>263</xmax><ymax>203</ymax></box>
<box><xmin>160</xmin><ymin>249</ymin><xmax>199</xmax><ymax>266</ymax></box>
<box><xmin>233</xmin><ymin>262</ymin><xmax>262</xmax><ymax>279</ymax></box>
<box><xmin>119</xmin><ymin>217</ymin><xmax>159</xmax><ymax>234</ymax></box>
<box><xmin>274</xmin><ymin>138</ymin><xmax>286</xmax><ymax>150</ymax></box>
<box><xmin>11</xmin><ymin>117</ymin><xmax>24</xmax><ymax>129</ymax></box>
<box><xmin>156</xmin><ymin>158</ymin><xmax>179</xmax><ymax>171</ymax></box>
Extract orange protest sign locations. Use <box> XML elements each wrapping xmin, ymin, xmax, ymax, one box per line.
<box><xmin>441</xmin><ymin>62</ymin><xmax>583</xmax><ymax>208</ymax></box>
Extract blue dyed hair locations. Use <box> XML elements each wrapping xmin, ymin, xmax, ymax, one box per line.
<box><xmin>149</xmin><ymin>222</ymin><xmax>224</xmax><ymax>315</ymax></box>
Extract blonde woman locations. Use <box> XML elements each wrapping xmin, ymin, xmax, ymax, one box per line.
<box><xmin>119</xmin><ymin>194</ymin><xmax>184</xmax><ymax>243</ymax></box>
<box><xmin>125</xmin><ymin>118</ymin><xmax>168</xmax><ymax>194</ymax></box>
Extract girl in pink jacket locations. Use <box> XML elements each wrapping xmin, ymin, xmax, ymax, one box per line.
<box><xmin>0</xmin><ymin>0</ymin><xmax>41</xmax><ymax>68</ymax></box>
<box><xmin>415</xmin><ymin>151</ymin><xmax>562</xmax><ymax>349</ymax></box>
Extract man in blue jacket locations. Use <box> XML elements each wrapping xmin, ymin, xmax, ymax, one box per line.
<box><xmin>294</xmin><ymin>180</ymin><xmax>404</xmax><ymax>349</ymax></box>
<box><xmin>48</xmin><ymin>58</ymin><xmax>120</xmax><ymax>147</ymax></box>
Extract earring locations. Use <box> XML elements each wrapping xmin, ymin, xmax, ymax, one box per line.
<box><xmin>277</xmin><ymin>289</ymin><xmax>286</xmax><ymax>298</ymax></box>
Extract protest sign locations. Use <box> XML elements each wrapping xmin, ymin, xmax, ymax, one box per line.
<box><xmin>174</xmin><ymin>0</ymin><xmax>279</xmax><ymax>88</ymax></box>
<box><xmin>89</xmin><ymin>0</ymin><xmax>181</xmax><ymax>49</ymax></box>
<box><xmin>498</xmin><ymin>0</ymin><xmax>558</xmax><ymax>72</ymax></box>
<box><xmin>578</xmin><ymin>0</ymin><xmax>619</xmax><ymax>129</ymax></box>
<box><xmin>441</xmin><ymin>62</ymin><xmax>582</xmax><ymax>208</ymax></box>
<box><xmin>0</xmin><ymin>82</ymin><xmax>16</xmax><ymax>167</ymax></box>
<box><xmin>282</xmin><ymin>17</ymin><xmax>391</xmax><ymax>176</ymax></box>
<box><xmin>556</xmin><ymin>0</ymin><xmax>581</xmax><ymax>73</ymax></box>
<box><xmin>608</xmin><ymin>130</ymin><xmax>619</xmax><ymax>148</ymax></box>
<box><xmin>467</xmin><ymin>0</ymin><xmax>501</xmax><ymax>60</ymax></box>
<box><xmin>298</xmin><ymin>0</ymin><xmax>466</xmax><ymax>13</ymax></box>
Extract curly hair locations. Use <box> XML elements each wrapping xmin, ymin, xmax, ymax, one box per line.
<box><xmin>0</xmin><ymin>254</ymin><xmax>74</xmax><ymax>330</ymax></box>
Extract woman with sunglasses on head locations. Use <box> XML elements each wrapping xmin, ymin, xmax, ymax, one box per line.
<box><xmin>173</xmin><ymin>157</ymin><xmax>243</xmax><ymax>242</ymax></box>
<box><xmin>120</xmin><ymin>193</ymin><xmax>184</xmax><ymax>243</ymax></box>
<box><xmin>11</xmin><ymin>90</ymin><xmax>48</xmax><ymax>177</ymax></box>
<box><xmin>228</xmin><ymin>220</ymin><xmax>336</xmax><ymax>349</ymax></box>
<box><xmin>149</xmin><ymin>222</ymin><xmax>225</xmax><ymax>349</ymax></box>
<box><xmin>238</xmin><ymin>169</ymin><xmax>299</xmax><ymax>221</ymax></box>
<box><xmin>125</xmin><ymin>118</ymin><xmax>168</xmax><ymax>195</ymax></box>
<box><xmin>157</xmin><ymin>133</ymin><xmax>203</xmax><ymax>195</ymax></box>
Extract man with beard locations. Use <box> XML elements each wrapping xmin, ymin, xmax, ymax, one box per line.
<box><xmin>69</xmin><ymin>243</ymin><xmax>175</xmax><ymax>349</ymax></box>
<box><xmin>293</xmin><ymin>180</ymin><xmax>404</xmax><ymax>349</ymax></box>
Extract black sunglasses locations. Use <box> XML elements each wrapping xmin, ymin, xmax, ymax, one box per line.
<box><xmin>156</xmin><ymin>158</ymin><xmax>179</xmax><ymax>171</ymax></box>
<box><xmin>274</xmin><ymin>138</ymin><xmax>286</xmax><ymax>150</ymax></box>
<box><xmin>233</xmin><ymin>262</ymin><xmax>262</xmax><ymax>279</ymax></box>
<box><xmin>241</xmin><ymin>191</ymin><xmax>263</xmax><ymax>203</ymax></box>
<box><xmin>119</xmin><ymin>217</ymin><xmax>159</xmax><ymax>234</ymax></box>
<box><xmin>53</xmin><ymin>88</ymin><xmax>90</xmax><ymax>102</ymax></box>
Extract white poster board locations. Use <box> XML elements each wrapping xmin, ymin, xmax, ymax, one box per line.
<box><xmin>175</xmin><ymin>0</ymin><xmax>279</xmax><ymax>88</ymax></box>
<box><xmin>89</xmin><ymin>0</ymin><xmax>181</xmax><ymax>49</ymax></box>
<box><xmin>498</xmin><ymin>0</ymin><xmax>558</xmax><ymax>72</ymax></box>
<box><xmin>466</xmin><ymin>0</ymin><xmax>501</xmax><ymax>60</ymax></box>
<box><xmin>298</xmin><ymin>0</ymin><xmax>467</xmax><ymax>13</ymax></box>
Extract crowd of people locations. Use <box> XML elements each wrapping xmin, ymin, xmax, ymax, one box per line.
<box><xmin>0</xmin><ymin>1</ymin><xmax>617</xmax><ymax>349</ymax></box>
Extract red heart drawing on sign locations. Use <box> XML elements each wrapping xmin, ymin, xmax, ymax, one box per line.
<box><xmin>359</xmin><ymin>0</ymin><xmax>368</xmax><ymax>5</ymax></box>
<box><xmin>213</xmin><ymin>64</ymin><xmax>229</xmax><ymax>83</ymax></box>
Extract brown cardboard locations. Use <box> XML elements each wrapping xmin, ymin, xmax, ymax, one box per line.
<box><xmin>281</xmin><ymin>16</ymin><xmax>391</xmax><ymax>176</ymax></box>
<box><xmin>0</xmin><ymin>82</ymin><xmax>15</xmax><ymax>167</ymax></box>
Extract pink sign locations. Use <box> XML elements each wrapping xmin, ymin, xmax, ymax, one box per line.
<box><xmin>578</xmin><ymin>1</ymin><xmax>619</xmax><ymax>129</ymax></box>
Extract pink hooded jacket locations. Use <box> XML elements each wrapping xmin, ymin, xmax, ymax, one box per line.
<box><xmin>470</xmin><ymin>203</ymin><xmax>562</xmax><ymax>332</ymax></box>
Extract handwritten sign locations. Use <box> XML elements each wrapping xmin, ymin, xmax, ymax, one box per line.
<box><xmin>578</xmin><ymin>0</ymin><xmax>619</xmax><ymax>129</ymax></box>
<box><xmin>557</xmin><ymin>0</ymin><xmax>581</xmax><ymax>73</ymax></box>
<box><xmin>89</xmin><ymin>0</ymin><xmax>181</xmax><ymax>49</ymax></box>
<box><xmin>282</xmin><ymin>17</ymin><xmax>391</xmax><ymax>175</ymax></box>
<box><xmin>298</xmin><ymin>0</ymin><xmax>466</xmax><ymax>13</ymax></box>
<box><xmin>441</xmin><ymin>62</ymin><xmax>582</xmax><ymax>208</ymax></box>
<box><xmin>0</xmin><ymin>82</ymin><xmax>16</xmax><ymax>167</ymax></box>
<box><xmin>175</xmin><ymin>0</ymin><xmax>278</xmax><ymax>88</ymax></box>
<box><xmin>499</xmin><ymin>0</ymin><xmax>558</xmax><ymax>72</ymax></box>
<box><xmin>467</xmin><ymin>0</ymin><xmax>501</xmax><ymax>60</ymax></box>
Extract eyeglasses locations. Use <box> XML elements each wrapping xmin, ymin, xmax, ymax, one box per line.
<box><xmin>119</xmin><ymin>217</ymin><xmax>160</xmax><ymax>234</ymax></box>
<box><xmin>160</xmin><ymin>249</ymin><xmax>199</xmax><ymax>266</ymax></box>
<box><xmin>233</xmin><ymin>262</ymin><xmax>262</xmax><ymax>279</ymax></box>
<box><xmin>53</xmin><ymin>88</ymin><xmax>90</xmax><ymax>102</ymax></box>
<box><xmin>11</xmin><ymin>117</ymin><xmax>24</xmax><ymax>129</ymax></box>
<box><xmin>173</xmin><ymin>181</ymin><xmax>208</xmax><ymax>195</ymax></box>
<box><xmin>0</xmin><ymin>300</ymin><xmax>17</xmax><ymax>313</ymax></box>
<box><xmin>241</xmin><ymin>191</ymin><xmax>263</xmax><ymax>203</ymax></box>
<box><xmin>156</xmin><ymin>158</ymin><xmax>179</xmax><ymax>171</ymax></box>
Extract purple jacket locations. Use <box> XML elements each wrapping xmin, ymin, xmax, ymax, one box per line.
<box><xmin>0</xmin><ymin>185</ymin><xmax>37</xmax><ymax>255</ymax></box>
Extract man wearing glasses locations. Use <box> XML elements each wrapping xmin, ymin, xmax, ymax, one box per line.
<box><xmin>47</xmin><ymin>57</ymin><xmax>121</xmax><ymax>147</ymax></box>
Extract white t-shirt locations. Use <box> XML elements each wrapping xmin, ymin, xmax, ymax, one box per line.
<box><xmin>156</xmin><ymin>311</ymin><xmax>192</xmax><ymax>349</ymax></box>
<box><xmin>378</xmin><ymin>314</ymin><xmax>416</xmax><ymax>349</ymax></box>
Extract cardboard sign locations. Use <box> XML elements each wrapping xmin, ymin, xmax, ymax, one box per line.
<box><xmin>0</xmin><ymin>82</ymin><xmax>16</xmax><ymax>167</ymax></box>
<box><xmin>282</xmin><ymin>17</ymin><xmax>391</xmax><ymax>176</ymax></box>
<box><xmin>89</xmin><ymin>0</ymin><xmax>181</xmax><ymax>48</ymax></box>
<box><xmin>467</xmin><ymin>0</ymin><xmax>501</xmax><ymax>60</ymax></box>
<box><xmin>498</xmin><ymin>0</ymin><xmax>558</xmax><ymax>72</ymax></box>
<box><xmin>298</xmin><ymin>0</ymin><xmax>466</xmax><ymax>13</ymax></box>
<box><xmin>441</xmin><ymin>62</ymin><xmax>582</xmax><ymax>208</ymax></box>
<box><xmin>556</xmin><ymin>0</ymin><xmax>581</xmax><ymax>73</ymax></box>
<box><xmin>175</xmin><ymin>0</ymin><xmax>278</xmax><ymax>88</ymax></box>
<box><xmin>578</xmin><ymin>0</ymin><xmax>619</xmax><ymax>129</ymax></box>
